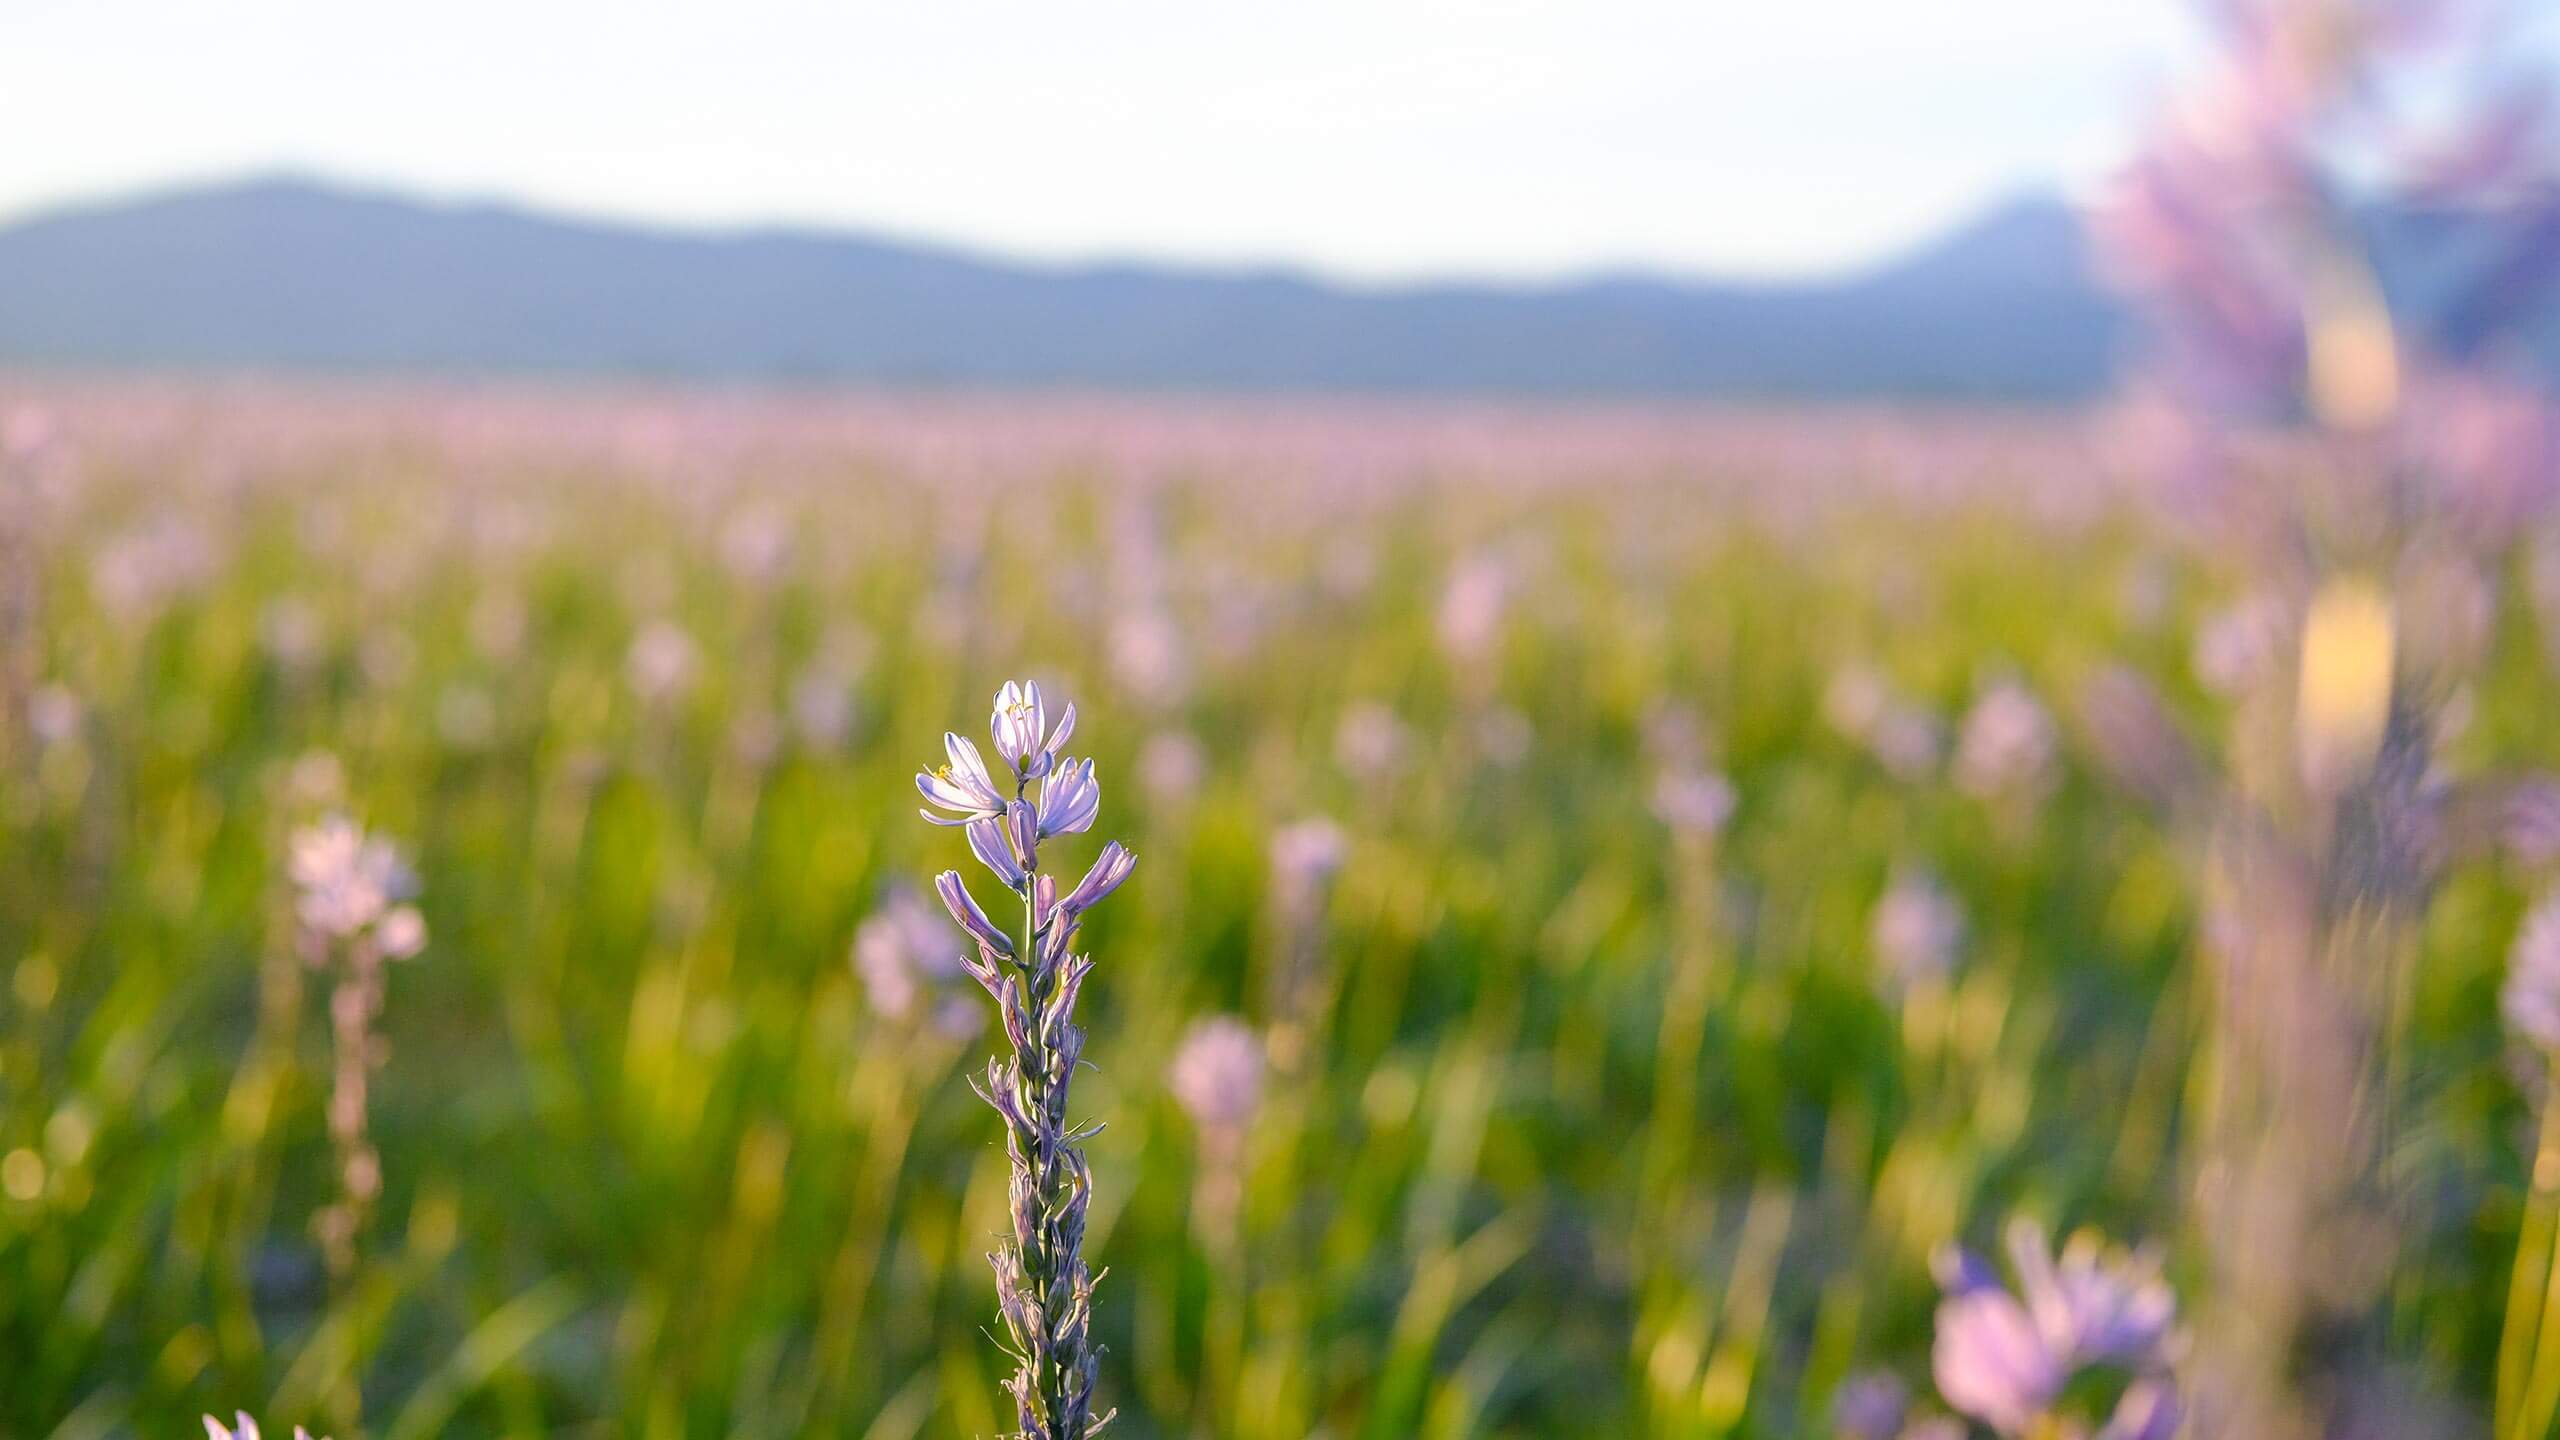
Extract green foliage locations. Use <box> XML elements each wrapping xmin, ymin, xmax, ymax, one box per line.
<box><xmin>0</xmin><ymin>427</ymin><xmax>2544</xmax><ymax>1438</ymax></box>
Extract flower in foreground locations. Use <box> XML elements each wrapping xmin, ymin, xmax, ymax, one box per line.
<box><xmin>2506</xmin><ymin>893</ymin><xmax>2560</xmax><ymax>1053</ymax></box>
<box><xmin>920</xmin><ymin>680</ymin><xmax>1131</xmax><ymax>1440</ymax></box>
<box><xmin>1930</xmin><ymin>1218</ymin><xmax>2178</xmax><ymax>1437</ymax></box>
<box><xmin>204</xmin><ymin>1415</ymin><xmax>328</xmax><ymax>1440</ymax></box>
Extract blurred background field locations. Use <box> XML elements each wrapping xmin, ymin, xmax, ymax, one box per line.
<box><xmin>2</xmin><ymin>380</ymin><xmax>2551</xmax><ymax>1436</ymax></box>
<box><xmin>9</xmin><ymin>2</ymin><xmax>2560</xmax><ymax>1436</ymax></box>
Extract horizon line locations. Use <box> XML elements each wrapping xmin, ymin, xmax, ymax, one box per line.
<box><xmin>0</xmin><ymin>164</ymin><xmax>2102</xmax><ymax>298</ymax></box>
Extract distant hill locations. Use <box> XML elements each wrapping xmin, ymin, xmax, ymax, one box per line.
<box><xmin>0</xmin><ymin>174</ymin><xmax>2269</xmax><ymax>400</ymax></box>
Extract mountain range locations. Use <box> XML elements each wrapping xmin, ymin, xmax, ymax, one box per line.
<box><xmin>0</xmin><ymin>173</ymin><xmax>2474</xmax><ymax>402</ymax></box>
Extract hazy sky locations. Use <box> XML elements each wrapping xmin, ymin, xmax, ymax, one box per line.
<box><xmin>2</xmin><ymin>1</ymin><xmax>2196</xmax><ymax>282</ymax></box>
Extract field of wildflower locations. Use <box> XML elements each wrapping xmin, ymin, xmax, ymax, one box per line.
<box><xmin>8</xmin><ymin>3</ymin><xmax>2560</xmax><ymax>1436</ymax></box>
<box><xmin>0</xmin><ymin>372</ymin><xmax>2554</xmax><ymax>1439</ymax></box>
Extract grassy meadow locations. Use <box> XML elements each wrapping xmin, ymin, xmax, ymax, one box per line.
<box><xmin>0</xmin><ymin>382</ymin><xmax>2548</xmax><ymax>1437</ymax></box>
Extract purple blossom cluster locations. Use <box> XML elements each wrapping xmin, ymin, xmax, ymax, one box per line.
<box><xmin>917</xmin><ymin>681</ymin><xmax>1136</xmax><ymax>1440</ymax></box>
<box><xmin>1929</xmin><ymin>1220</ymin><xmax>2181</xmax><ymax>1439</ymax></box>
<box><xmin>286</xmin><ymin>815</ymin><xmax>427</xmax><ymax>1284</ymax></box>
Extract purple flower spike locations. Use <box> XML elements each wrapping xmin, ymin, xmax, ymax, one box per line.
<box><xmin>1062</xmin><ymin>841</ymin><xmax>1136</xmax><ymax>918</ymax></box>
<box><xmin>1040</xmin><ymin>757</ymin><xmax>1101</xmax><ymax>838</ymax></box>
<box><xmin>934</xmin><ymin>870</ymin><xmax>1015</xmax><ymax>957</ymax></box>
<box><xmin>915</xmin><ymin>677</ymin><xmax>1127</xmax><ymax>1437</ymax></box>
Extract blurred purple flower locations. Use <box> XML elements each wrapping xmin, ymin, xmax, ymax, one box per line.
<box><xmin>1335</xmin><ymin>701</ymin><xmax>1411</xmax><ymax>782</ymax></box>
<box><xmin>1933</xmin><ymin>1287</ymin><xmax>2064</xmax><ymax>1436</ymax></box>
<box><xmin>1930</xmin><ymin>1218</ymin><xmax>2180</xmax><ymax>1437</ymax></box>
<box><xmin>790</xmin><ymin>663</ymin><xmax>857</xmax><ymax>750</ymax></box>
<box><xmin>1954</xmin><ymin>678</ymin><xmax>2057</xmax><ymax>801</ymax></box>
<box><xmin>2505</xmin><ymin>893</ymin><xmax>2560</xmax><ymax>1051</ymax></box>
<box><xmin>1652</xmin><ymin>767</ymin><xmax>1737</xmax><ymax>839</ymax></box>
<box><xmin>853</xmin><ymin>881</ymin><xmax>969</xmax><ymax>1024</ymax></box>
<box><xmin>1826</xmin><ymin>663</ymin><xmax>1944</xmax><ymax>780</ymax></box>
<box><xmin>288</xmin><ymin>815</ymin><xmax>423</xmax><ymax>951</ymax></box>
<box><xmin>1169</xmin><ymin>1015</ymin><xmax>1265</xmax><ymax>1136</ymax></box>
<box><xmin>2006</xmin><ymin>1219</ymin><xmax>2177</xmax><ymax>1369</ymax></box>
<box><xmin>1873</xmin><ymin>867</ymin><xmax>1965</xmax><ymax>993</ymax></box>
<box><xmin>1829</xmin><ymin>1370</ymin><xmax>1909</xmax><ymax>1440</ymax></box>
<box><xmin>1109</xmin><ymin>609</ymin><xmax>1190</xmax><ymax>708</ymax></box>
<box><xmin>2504</xmin><ymin>778</ymin><xmax>2560</xmax><ymax>868</ymax></box>
<box><xmin>204</xmin><ymin>1415</ymin><xmax>326</xmax><ymax>1440</ymax></box>
<box><xmin>25</xmin><ymin>683</ymin><xmax>80</xmax><ymax>748</ymax></box>
<box><xmin>2194</xmin><ymin>593</ymin><xmax>2291</xmax><ymax>698</ymax></box>
<box><xmin>624</xmin><ymin>619</ymin><xmax>698</xmax><ymax>704</ymax></box>
<box><xmin>1270</xmin><ymin>818</ymin><xmax>1348</xmax><ymax>906</ymax></box>
<box><xmin>718</xmin><ymin>502</ymin><xmax>792</xmax><ymax>585</ymax></box>
<box><xmin>1437</xmin><ymin>551</ymin><xmax>1512</xmax><ymax>667</ymax></box>
<box><xmin>2077</xmin><ymin>665</ymin><xmax>2203</xmax><ymax>810</ymax></box>
<box><xmin>1140</xmin><ymin>729</ymin><xmax>1206</xmax><ymax>807</ymax></box>
<box><xmin>2098</xmin><ymin>1378</ymin><xmax>2185</xmax><ymax>1440</ymax></box>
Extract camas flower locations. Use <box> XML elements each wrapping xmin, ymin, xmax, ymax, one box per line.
<box><xmin>853</xmin><ymin>881</ymin><xmax>968</xmax><ymax>1022</ymax></box>
<box><xmin>1039</xmin><ymin>756</ymin><xmax>1102</xmax><ymax>838</ymax></box>
<box><xmin>1929</xmin><ymin>1219</ymin><xmax>2179</xmax><ymax>1437</ymax></box>
<box><xmin>2505</xmin><ymin>893</ymin><xmax>2560</xmax><ymax>1052</ymax></box>
<box><xmin>204</xmin><ymin>1413</ymin><xmax>328</xmax><ymax>1440</ymax></box>
<box><xmin>2004</xmin><ymin>1220</ymin><xmax>2177</xmax><ymax>1368</ymax></box>
<box><xmin>2098</xmin><ymin>1379</ymin><xmax>2184</xmax><ymax>1440</ymax></box>
<box><xmin>1061</xmin><ymin>841</ymin><xmax>1136</xmax><ymax>919</ymax></box>
<box><xmin>1872</xmin><ymin>867</ymin><xmax>1965</xmax><ymax>994</ymax></box>
<box><xmin>1169</xmin><ymin>1015</ymin><xmax>1266</xmax><ymax>1136</ymax></box>
<box><xmin>991</xmin><ymin>680</ymin><xmax>1075</xmax><ymax>781</ymax></box>
<box><xmin>288</xmin><ymin>815</ymin><xmax>425</xmax><ymax>954</ymax></box>
<box><xmin>917</xmin><ymin>732</ymin><xmax>1010</xmax><ymax>826</ymax></box>
<box><xmin>1652</xmin><ymin>766</ymin><xmax>1737</xmax><ymax>839</ymax></box>
<box><xmin>1829</xmin><ymin>1370</ymin><xmax>1910</xmax><ymax>1440</ymax></box>
<box><xmin>934</xmin><ymin>870</ymin><xmax>1015</xmax><ymax>957</ymax></box>
<box><xmin>1140</xmin><ymin>729</ymin><xmax>1206</xmax><ymax>806</ymax></box>
<box><xmin>1953</xmin><ymin>678</ymin><xmax>2057</xmax><ymax>801</ymax></box>
<box><xmin>966</xmin><ymin>805</ymin><xmax>1040</xmax><ymax>889</ymax></box>
<box><xmin>1933</xmin><ymin>1285</ymin><xmax>2064</xmax><ymax>1435</ymax></box>
<box><xmin>917</xmin><ymin>679</ymin><xmax>1132</xmax><ymax>1440</ymax></box>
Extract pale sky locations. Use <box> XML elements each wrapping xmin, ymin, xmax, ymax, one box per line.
<box><xmin>2</xmin><ymin>0</ymin><xmax>2196</xmax><ymax>283</ymax></box>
